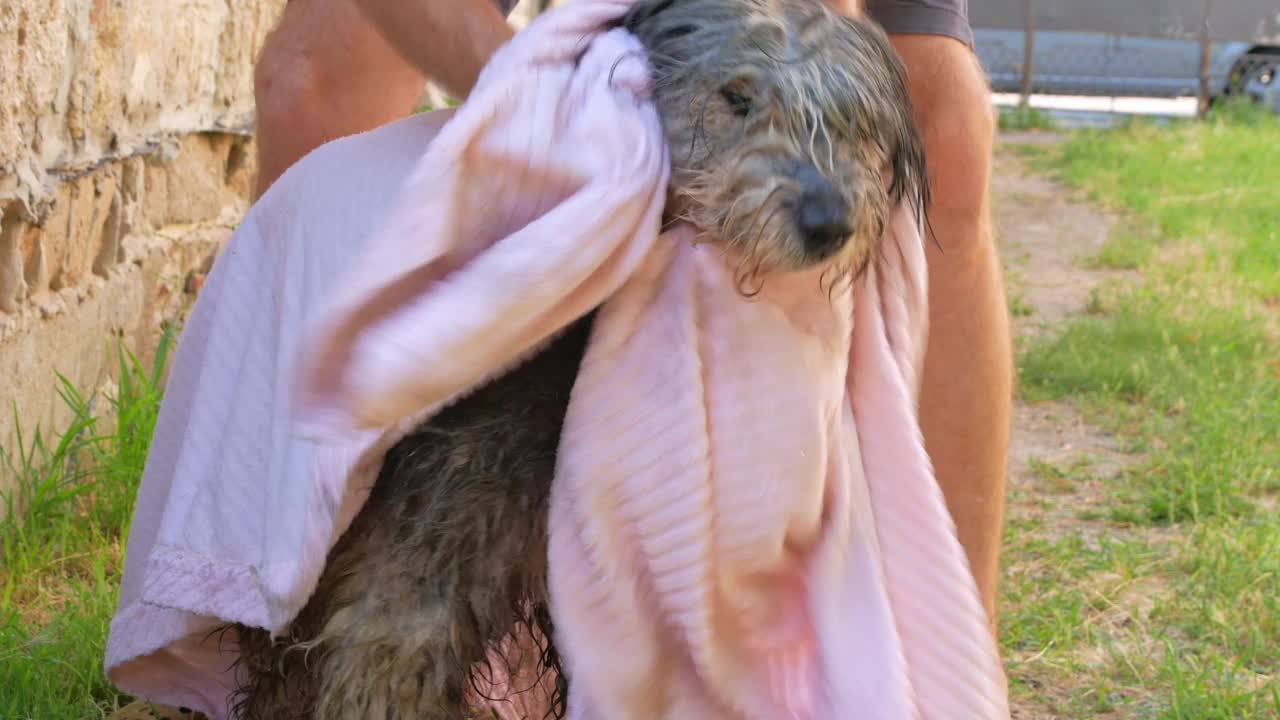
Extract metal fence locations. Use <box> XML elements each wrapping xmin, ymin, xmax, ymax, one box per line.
<box><xmin>971</xmin><ymin>0</ymin><xmax>1280</xmax><ymax>119</ymax></box>
<box><xmin>522</xmin><ymin>0</ymin><xmax>1280</xmax><ymax>120</ymax></box>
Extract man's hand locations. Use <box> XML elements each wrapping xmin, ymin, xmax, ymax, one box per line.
<box><xmin>253</xmin><ymin>0</ymin><xmax>516</xmax><ymax>197</ymax></box>
<box><xmin>354</xmin><ymin>0</ymin><xmax>515</xmax><ymax>100</ymax></box>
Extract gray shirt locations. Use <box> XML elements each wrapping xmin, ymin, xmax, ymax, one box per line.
<box><xmin>494</xmin><ymin>1</ymin><xmax>970</xmax><ymax>46</ymax></box>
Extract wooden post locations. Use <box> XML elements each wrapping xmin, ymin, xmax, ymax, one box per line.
<box><xmin>1198</xmin><ymin>0</ymin><xmax>1213</xmax><ymax>118</ymax></box>
<box><xmin>1021</xmin><ymin>0</ymin><xmax>1035</xmax><ymax>107</ymax></box>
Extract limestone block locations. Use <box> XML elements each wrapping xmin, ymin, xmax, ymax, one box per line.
<box><xmin>39</xmin><ymin>173</ymin><xmax>116</xmax><ymax>293</ymax></box>
<box><xmin>0</xmin><ymin>223</ymin><xmax>230</xmax><ymax>494</ymax></box>
<box><xmin>141</xmin><ymin>134</ymin><xmax>239</xmax><ymax>229</ymax></box>
<box><xmin>224</xmin><ymin>135</ymin><xmax>256</xmax><ymax>201</ymax></box>
<box><xmin>1</xmin><ymin>0</ymin><xmax>276</xmax><ymax>493</ymax></box>
<box><xmin>0</xmin><ymin>0</ymin><xmax>286</xmax><ymax>219</ymax></box>
<box><xmin>0</xmin><ymin>206</ymin><xmax>26</xmax><ymax>313</ymax></box>
<box><xmin>93</xmin><ymin>188</ymin><xmax>125</xmax><ymax>278</ymax></box>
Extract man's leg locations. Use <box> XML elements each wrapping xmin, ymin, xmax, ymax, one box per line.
<box><xmin>891</xmin><ymin>34</ymin><xmax>1012</xmax><ymax>630</ymax></box>
<box><xmin>252</xmin><ymin>0</ymin><xmax>428</xmax><ymax>199</ymax></box>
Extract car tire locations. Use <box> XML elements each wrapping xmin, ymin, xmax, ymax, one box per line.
<box><xmin>1225</xmin><ymin>50</ymin><xmax>1279</xmax><ymax>102</ymax></box>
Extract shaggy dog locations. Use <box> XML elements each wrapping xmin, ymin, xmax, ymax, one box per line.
<box><xmin>228</xmin><ymin>1</ymin><xmax>926</xmax><ymax>717</ymax></box>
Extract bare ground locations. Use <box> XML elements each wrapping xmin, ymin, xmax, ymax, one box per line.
<box><xmin>992</xmin><ymin>134</ymin><xmax>1139</xmax><ymax>538</ymax></box>
<box><xmin>991</xmin><ymin>136</ymin><xmax>1156</xmax><ymax>718</ymax></box>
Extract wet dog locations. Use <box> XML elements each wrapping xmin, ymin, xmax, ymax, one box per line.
<box><xmin>228</xmin><ymin>1</ymin><xmax>925</xmax><ymax>717</ymax></box>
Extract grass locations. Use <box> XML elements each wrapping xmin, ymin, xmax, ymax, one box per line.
<box><xmin>1001</xmin><ymin>99</ymin><xmax>1280</xmax><ymax>717</ymax></box>
<box><xmin>1</xmin><ymin>330</ymin><xmax>173</xmax><ymax>719</ymax></box>
<box><xmin>1018</xmin><ymin>100</ymin><xmax>1280</xmax><ymax>298</ymax></box>
<box><xmin>1004</xmin><ymin>268</ymin><xmax>1037</xmax><ymax>318</ymax></box>
<box><xmin>999</xmin><ymin>103</ymin><xmax>1058</xmax><ymax>132</ymax></box>
<box><xmin>413</xmin><ymin>96</ymin><xmax>459</xmax><ymax>114</ymax></box>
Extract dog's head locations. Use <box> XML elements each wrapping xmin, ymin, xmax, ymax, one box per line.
<box><xmin>620</xmin><ymin>0</ymin><xmax>925</xmax><ymax>287</ymax></box>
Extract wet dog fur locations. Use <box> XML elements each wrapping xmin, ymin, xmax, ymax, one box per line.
<box><xmin>226</xmin><ymin>1</ymin><xmax>925</xmax><ymax>718</ymax></box>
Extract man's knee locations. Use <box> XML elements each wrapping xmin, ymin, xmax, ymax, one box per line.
<box><xmin>251</xmin><ymin>0</ymin><xmax>428</xmax><ymax>196</ymax></box>
<box><xmin>253</xmin><ymin>0</ymin><xmax>424</xmax><ymax>140</ymax></box>
<box><xmin>253</xmin><ymin>4</ymin><xmax>332</xmax><ymax>141</ymax></box>
<box><xmin>254</xmin><ymin>50</ymin><xmax>303</xmax><ymax>140</ymax></box>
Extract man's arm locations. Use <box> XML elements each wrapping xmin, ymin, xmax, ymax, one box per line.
<box><xmin>354</xmin><ymin>0</ymin><xmax>515</xmax><ymax>99</ymax></box>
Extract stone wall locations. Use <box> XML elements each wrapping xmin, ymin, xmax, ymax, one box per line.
<box><xmin>0</xmin><ymin>0</ymin><xmax>286</xmax><ymax>486</ymax></box>
<box><xmin>0</xmin><ymin>0</ymin><xmax>544</xmax><ymax>490</ymax></box>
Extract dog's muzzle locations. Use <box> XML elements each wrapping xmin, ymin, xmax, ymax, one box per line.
<box><xmin>792</xmin><ymin>163</ymin><xmax>853</xmax><ymax>260</ymax></box>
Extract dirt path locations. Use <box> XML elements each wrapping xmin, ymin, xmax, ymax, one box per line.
<box><xmin>991</xmin><ymin>135</ymin><xmax>1139</xmax><ymax>541</ymax></box>
<box><xmin>991</xmin><ymin>136</ymin><xmax>1145</xmax><ymax>719</ymax></box>
<box><xmin>994</xmin><ymin>136</ymin><xmax>1121</xmax><ymax>338</ymax></box>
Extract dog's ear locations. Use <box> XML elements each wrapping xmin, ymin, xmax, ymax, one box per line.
<box><xmin>859</xmin><ymin>19</ymin><xmax>930</xmax><ymax>216</ymax></box>
<box><xmin>620</xmin><ymin>0</ymin><xmax>706</xmax><ymax>45</ymax></box>
<box><xmin>890</xmin><ymin>119</ymin><xmax>928</xmax><ymax>217</ymax></box>
<box><xmin>620</xmin><ymin>0</ymin><xmax>678</xmax><ymax>32</ymax></box>
<box><xmin>879</xmin><ymin>39</ymin><xmax>927</xmax><ymax>211</ymax></box>
<box><xmin>619</xmin><ymin>0</ymin><xmax>703</xmax><ymax>73</ymax></box>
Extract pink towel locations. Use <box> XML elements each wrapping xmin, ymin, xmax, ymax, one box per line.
<box><xmin>106</xmin><ymin>1</ymin><xmax>1009</xmax><ymax>718</ymax></box>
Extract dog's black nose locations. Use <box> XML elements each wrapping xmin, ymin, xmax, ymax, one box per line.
<box><xmin>794</xmin><ymin>171</ymin><xmax>852</xmax><ymax>258</ymax></box>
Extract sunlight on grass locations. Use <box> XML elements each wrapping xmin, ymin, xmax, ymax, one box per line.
<box><xmin>999</xmin><ymin>104</ymin><xmax>1058</xmax><ymax>132</ymax></box>
<box><xmin>1024</xmin><ymin>99</ymin><xmax>1280</xmax><ymax>298</ymax></box>
<box><xmin>1019</xmin><ymin>279</ymin><xmax>1278</xmax><ymax>522</ymax></box>
<box><xmin>1004</xmin><ymin>99</ymin><xmax>1280</xmax><ymax>718</ymax></box>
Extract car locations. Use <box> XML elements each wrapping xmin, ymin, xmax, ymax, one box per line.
<box><xmin>970</xmin><ymin>0</ymin><xmax>1279</xmax><ymax>110</ymax></box>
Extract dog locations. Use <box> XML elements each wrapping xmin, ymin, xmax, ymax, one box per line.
<box><xmin>227</xmin><ymin>1</ymin><xmax>925</xmax><ymax>717</ymax></box>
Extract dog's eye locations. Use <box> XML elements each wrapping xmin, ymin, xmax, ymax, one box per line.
<box><xmin>720</xmin><ymin>87</ymin><xmax>753</xmax><ymax>117</ymax></box>
<box><xmin>662</xmin><ymin>24</ymin><xmax>698</xmax><ymax>41</ymax></box>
